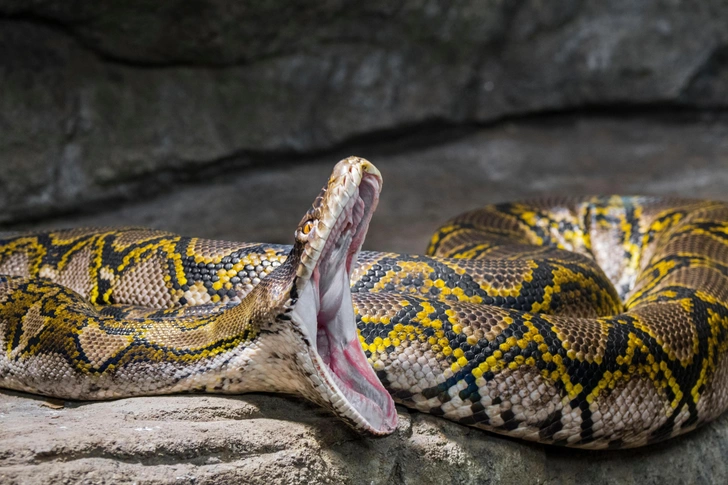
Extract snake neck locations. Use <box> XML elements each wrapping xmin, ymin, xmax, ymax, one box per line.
<box><xmin>211</xmin><ymin>157</ymin><xmax>397</xmax><ymax>435</ymax></box>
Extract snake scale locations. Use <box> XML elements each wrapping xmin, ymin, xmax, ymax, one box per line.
<box><xmin>1</xmin><ymin>157</ymin><xmax>728</xmax><ymax>449</ymax></box>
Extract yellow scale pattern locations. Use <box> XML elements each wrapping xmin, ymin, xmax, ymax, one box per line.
<box><xmin>352</xmin><ymin>196</ymin><xmax>728</xmax><ymax>447</ymax></box>
<box><xmin>2</xmin><ymin>194</ymin><xmax>728</xmax><ymax>448</ymax></box>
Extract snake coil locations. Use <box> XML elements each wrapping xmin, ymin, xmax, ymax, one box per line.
<box><xmin>1</xmin><ymin>157</ymin><xmax>727</xmax><ymax>449</ymax></box>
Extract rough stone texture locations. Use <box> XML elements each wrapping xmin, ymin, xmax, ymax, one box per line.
<box><xmin>1</xmin><ymin>390</ymin><xmax>727</xmax><ymax>485</ymax></box>
<box><xmin>3</xmin><ymin>0</ymin><xmax>728</xmax><ymax>222</ymax></box>
<box><xmin>12</xmin><ymin>114</ymin><xmax>728</xmax><ymax>254</ymax></box>
<box><xmin>2</xmin><ymin>116</ymin><xmax>728</xmax><ymax>483</ymax></box>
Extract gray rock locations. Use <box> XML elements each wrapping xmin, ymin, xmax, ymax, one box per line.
<box><xmin>2</xmin><ymin>1</ymin><xmax>728</xmax><ymax>222</ymax></box>
<box><xmin>13</xmin><ymin>115</ymin><xmax>728</xmax><ymax>254</ymax></box>
<box><xmin>1</xmin><ymin>389</ymin><xmax>726</xmax><ymax>484</ymax></box>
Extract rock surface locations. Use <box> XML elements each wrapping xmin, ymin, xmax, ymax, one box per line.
<box><xmin>2</xmin><ymin>0</ymin><xmax>728</xmax><ymax>222</ymax></box>
<box><xmin>1</xmin><ymin>390</ymin><xmax>727</xmax><ymax>485</ymax></box>
<box><xmin>12</xmin><ymin>114</ymin><xmax>728</xmax><ymax>254</ymax></box>
<box><xmin>2</xmin><ymin>116</ymin><xmax>728</xmax><ymax>484</ymax></box>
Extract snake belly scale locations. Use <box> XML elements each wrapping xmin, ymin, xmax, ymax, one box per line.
<box><xmin>1</xmin><ymin>157</ymin><xmax>727</xmax><ymax>449</ymax></box>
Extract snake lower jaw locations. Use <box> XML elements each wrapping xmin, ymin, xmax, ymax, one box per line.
<box><xmin>287</xmin><ymin>159</ymin><xmax>397</xmax><ymax>435</ymax></box>
<box><xmin>291</xmin><ymin>273</ymin><xmax>397</xmax><ymax>435</ymax></box>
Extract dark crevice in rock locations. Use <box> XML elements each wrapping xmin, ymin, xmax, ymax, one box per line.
<box><xmin>387</xmin><ymin>459</ymin><xmax>405</xmax><ymax>485</ymax></box>
<box><xmin>680</xmin><ymin>43</ymin><xmax>728</xmax><ymax>105</ymax></box>
<box><xmin>3</xmin><ymin>105</ymin><xmax>728</xmax><ymax>230</ymax></box>
<box><xmin>1</xmin><ymin>118</ymin><xmax>476</xmax><ymax>228</ymax></box>
<box><xmin>31</xmin><ymin>442</ymin><xmax>289</xmax><ymax>467</ymax></box>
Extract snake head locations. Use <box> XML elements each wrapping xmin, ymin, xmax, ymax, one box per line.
<box><xmin>278</xmin><ymin>156</ymin><xmax>397</xmax><ymax>435</ymax></box>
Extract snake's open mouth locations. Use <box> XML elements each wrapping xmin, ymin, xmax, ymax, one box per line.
<box><xmin>290</xmin><ymin>158</ymin><xmax>397</xmax><ymax>435</ymax></box>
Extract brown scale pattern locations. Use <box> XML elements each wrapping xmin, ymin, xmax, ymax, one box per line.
<box><xmin>56</xmin><ymin>247</ymin><xmax>94</xmax><ymax>298</ymax></box>
<box><xmin>629</xmin><ymin>303</ymin><xmax>698</xmax><ymax>363</ymax></box>
<box><xmin>1</xmin><ymin>194</ymin><xmax>728</xmax><ymax>448</ymax></box>
<box><xmin>111</xmin><ymin>228</ymin><xmax>171</xmax><ymax>250</ymax></box>
<box><xmin>114</xmin><ymin>256</ymin><xmax>174</xmax><ymax>308</ymax></box>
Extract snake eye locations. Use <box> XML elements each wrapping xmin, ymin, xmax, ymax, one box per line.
<box><xmin>302</xmin><ymin>221</ymin><xmax>314</xmax><ymax>235</ymax></box>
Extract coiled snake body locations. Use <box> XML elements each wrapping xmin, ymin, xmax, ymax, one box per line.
<box><xmin>1</xmin><ymin>158</ymin><xmax>727</xmax><ymax>449</ymax></box>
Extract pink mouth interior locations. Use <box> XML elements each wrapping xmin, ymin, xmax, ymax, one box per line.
<box><xmin>297</xmin><ymin>173</ymin><xmax>397</xmax><ymax>434</ymax></box>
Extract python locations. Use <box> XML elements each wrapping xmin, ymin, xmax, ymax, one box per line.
<box><xmin>1</xmin><ymin>157</ymin><xmax>727</xmax><ymax>449</ymax></box>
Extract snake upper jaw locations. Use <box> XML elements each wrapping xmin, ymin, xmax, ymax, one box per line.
<box><xmin>286</xmin><ymin>157</ymin><xmax>397</xmax><ymax>436</ymax></box>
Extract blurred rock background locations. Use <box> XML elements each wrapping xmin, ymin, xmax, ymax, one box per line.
<box><xmin>2</xmin><ymin>1</ymin><xmax>728</xmax><ymax>483</ymax></box>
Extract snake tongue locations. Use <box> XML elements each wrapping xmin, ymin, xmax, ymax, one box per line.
<box><xmin>289</xmin><ymin>157</ymin><xmax>397</xmax><ymax>435</ymax></box>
